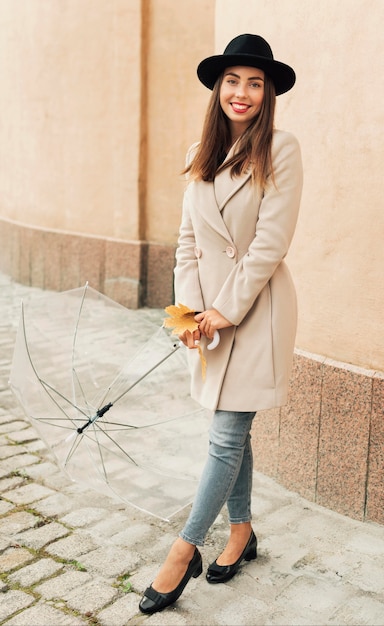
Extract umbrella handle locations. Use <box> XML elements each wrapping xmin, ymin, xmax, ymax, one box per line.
<box><xmin>207</xmin><ymin>330</ymin><xmax>220</xmax><ymax>351</ymax></box>
<box><xmin>183</xmin><ymin>330</ymin><xmax>221</xmax><ymax>350</ymax></box>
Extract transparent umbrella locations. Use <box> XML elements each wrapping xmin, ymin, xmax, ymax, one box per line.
<box><xmin>9</xmin><ymin>284</ymin><xmax>209</xmax><ymax>521</ymax></box>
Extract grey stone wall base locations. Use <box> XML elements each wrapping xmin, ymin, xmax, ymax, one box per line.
<box><xmin>0</xmin><ymin>216</ymin><xmax>175</xmax><ymax>308</ymax></box>
<box><xmin>252</xmin><ymin>351</ymin><xmax>384</xmax><ymax>524</ymax></box>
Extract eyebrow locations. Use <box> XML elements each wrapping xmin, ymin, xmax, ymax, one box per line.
<box><xmin>225</xmin><ymin>71</ymin><xmax>264</xmax><ymax>81</ymax></box>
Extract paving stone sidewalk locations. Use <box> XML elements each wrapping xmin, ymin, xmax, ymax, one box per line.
<box><xmin>1</xmin><ymin>273</ymin><xmax>384</xmax><ymax>626</ymax></box>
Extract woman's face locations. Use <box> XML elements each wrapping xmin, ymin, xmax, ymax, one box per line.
<box><xmin>219</xmin><ymin>65</ymin><xmax>265</xmax><ymax>139</ymax></box>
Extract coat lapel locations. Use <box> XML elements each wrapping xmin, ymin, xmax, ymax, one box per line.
<box><xmin>190</xmin><ymin>142</ymin><xmax>252</xmax><ymax>241</ymax></box>
<box><xmin>214</xmin><ymin>145</ymin><xmax>252</xmax><ymax>211</ymax></box>
<box><xmin>192</xmin><ymin>181</ymin><xmax>233</xmax><ymax>242</ymax></box>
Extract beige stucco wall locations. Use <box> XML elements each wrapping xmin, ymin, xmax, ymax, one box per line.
<box><xmin>0</xmin><ymin>0</ymin><xmax>143</xmax><ymax>240</ymax></box>
<box><xmin>0</xmin><ymin>0</ymin><xmax>213</xmax><ymax>306</ymax></box>
<box><xmin>216</xmin><ymin>0</ymin><xmax>383</xmax><ymax>372</ymax></box>
<box><xmin>144</xmin><ymin>0</ymin><xmax>213</xmax><ymax>245</ymax></box>
<box><xmin>0</xmin><ymin>0</ymin><xmax>213</xmax><ymax>240</ymax></box>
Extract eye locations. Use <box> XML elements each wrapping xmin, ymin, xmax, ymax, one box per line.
<box><xmin>250</xmin><ymin>82</ymin><xmax>262</xmax><ymax>89</ymax></box>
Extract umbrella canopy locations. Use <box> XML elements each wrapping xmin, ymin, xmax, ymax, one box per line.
<box><xmin>9</xmin><ymin>284</ymin><xmax>209</xmax><ymax>521</ymax></box>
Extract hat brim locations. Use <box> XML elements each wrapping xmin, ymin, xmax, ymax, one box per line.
<box><xmin>197</xmin><ymin>53</ymin><xmax>296</xmax><ymax>95</ymax></box>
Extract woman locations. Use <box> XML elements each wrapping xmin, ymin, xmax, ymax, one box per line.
<box><xmin>139</xmin><ymin>33</ymin><xmax>303</xmax><ymax>615</ymax></box>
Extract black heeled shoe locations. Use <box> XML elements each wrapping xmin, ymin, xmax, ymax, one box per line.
<box><xmin>206</xmin><ymin>530</ymin><xmax>257</xmax><ymax>584</ymax></box>
<box><xmin>139</xmin><ymin>547</ymin><xmax>203</xmax><ymax>615</ymax></box>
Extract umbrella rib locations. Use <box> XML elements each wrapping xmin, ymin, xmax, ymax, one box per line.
<box><xmin>31</xmin><ymin>417</ymin><xmax>77</xmax><ymax>430</ymax></box>
<box><xmin>70</xmin><ymin>282</ymin><xmax>94</xmax><ymax>414</ymax></box>
<box><xmin>90</xmin><ymin>423</ymin><xmax>109</xmax><ymax>481</ymax></box>
<box><xmin>73</xmin><ymin>282</ymin><xmax>88</xmax><ymax>346</ymax></box>
<box><xmin>71</xmin><ymin>367</ymin><xmax>94</xmax><ymax>416</ymax></box>
<box><xmin>63</xmin><ymin>431</ymin><xmax>84</xmax><ymax>465</ymax></box>
<box><xmin>95</xmin><ymin>420</ymin><xmax>137</xmax><ymax>430</ymax></box>
<box><xmin>91</xmin><ymin>422</ymin><xmax>139</xmax><ymax>466</ymax></box>
<box><xmin>20</xmin><ymin>303</ymin><xmax>90</xmax><ymax>426</ymax></box>
<box><xmin>40</xmin><ymin>380</ymin><xmax>90</xmax><ymax>418</ymax></box>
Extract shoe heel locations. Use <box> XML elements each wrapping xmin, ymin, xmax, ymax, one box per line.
<box><xmin>244</xmin><ymin>543</ymin><xmax>257</xmax><ymax>561</ymax></box>
<box><xmin>193</xmin><ymin>561</ymin><xmax>203</xmax><ymax>578</ymax></box>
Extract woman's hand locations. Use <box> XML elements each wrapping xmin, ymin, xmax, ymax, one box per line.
<box><xmin>195</xmin><ymin>309</ymin><xmax>232</xmax><ymax>339</ymax></box>
<box><xmin>178</xmin><ymin>328</ymin><xmax>201</xmax><ymax>349</ymax></box>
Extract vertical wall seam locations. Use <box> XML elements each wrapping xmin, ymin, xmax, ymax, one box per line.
<box><xmin>363</xmin><ymin>377</ymin><xmax>374</xmax><ymax>520</ymax></box>
<box><xmin>138</xmin><ymin>0</ymin><xmax>149</xmax><ymax>304</ymax></box>
<box><xmin>138</xmin><ymin>0</ymin><xmax>149</xmax><ymax>242</ymax></box>
<box><xmin>276</xmin><ymin>406</ymin><xmax>281</xmax><ymax>480</ymax></box>
<box><xmin>314</xmin><ymin>360</ymin><xmax>324</xmax><ymax>504</ymax></box>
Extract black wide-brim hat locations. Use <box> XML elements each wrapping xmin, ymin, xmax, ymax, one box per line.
<box><xmin>197</xmin><ymin>34</ymin><xmax>296</xmax><ymax>96</ymax></box>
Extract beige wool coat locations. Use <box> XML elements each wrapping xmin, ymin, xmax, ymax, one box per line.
<box><xmin>174</xmin><ymin>129</ymin><xmax>303</xmax><ymax>412</ymax></box>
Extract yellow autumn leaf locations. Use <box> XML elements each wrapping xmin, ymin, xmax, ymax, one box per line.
<box><xmin>163</xmin><ymin>303</ymin><xmax>206</xmax><ymax>381</ymax></box>
<box><xmin>163</xmin><ymin>303</ymin><xmax>198</xmax><ymax>336</ymax></box>
<box><xmin>197</xmin><ymin>345</ymin><xmax>207</xmax><ymax>381</ymax></box>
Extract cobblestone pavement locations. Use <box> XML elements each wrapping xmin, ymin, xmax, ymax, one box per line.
<box><xmin>1</xmin><ymin>272</ymin><xmax>384</xmax><ymax>626</ymax></box>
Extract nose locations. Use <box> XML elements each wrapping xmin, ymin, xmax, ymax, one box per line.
<box><xmin>235</xmin><ymin>82</ymin><xmax>246</xmax><ymax>98</ymax></box>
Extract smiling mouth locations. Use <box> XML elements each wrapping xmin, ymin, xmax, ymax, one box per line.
<box><xmin>230</xmin><ymin>103</ymin><xmax>251</xmax><ymax>113</ymax></box>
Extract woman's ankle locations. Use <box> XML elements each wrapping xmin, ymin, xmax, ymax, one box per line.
<box><xmin>229</xmin><ymin>521</ymin><xmax>252</xmax><ymax>537</ymax></box>
<box><xmin>173</xmin><ymin>537</ymin><xmax>196</xmax><ymax>560</ymax></box>
<box><xmin>216</xmin><ymin>523</ymin><xmax>252</xmax><ymax>565</ymax></box>
<box><xmin>152</xmin><ymin>539</ymin><xmax>196</xmax><ymax>593</ymax></box>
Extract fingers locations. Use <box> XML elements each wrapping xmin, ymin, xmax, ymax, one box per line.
<box><xmin>201</xmin><ymin>320</ymin><xmax>214</xmax><ymax>339</ymax></box>
<box><xmin>195</xmin><ymin>312</ymin><xmax>214</xmax><ymax>339</ymax></box>
<box><xmin>201</xmin><ymin>326</ymin><xmax>214</xmax><ymax>340</ymax></box>
<box><xmin>179</xmin><ymin>329</ymin><xmax>201</xmax><ymax>349</ymax></box>
<box><xmin>194</xmin><ymin>309</ymin><xmax>232</xmax><ymax>338</ymax></box>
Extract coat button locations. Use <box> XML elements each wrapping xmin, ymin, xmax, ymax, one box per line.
<box><xmin>225</xmin><ymin>246</ymin><xmax>236</xmax><ymax>258</ymax></box>
<box><xmin>194</xmin><ymin>246</ymin><xmax>202</xmax><ymax>258</ymax></box>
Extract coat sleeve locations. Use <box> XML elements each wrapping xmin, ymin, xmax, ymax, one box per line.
<box><xmin>173</xmin><ymin>143</ymin><xmax>205</xmax><ymax>312</ymax></box>
<box><xmin>173</xmin><ymin>193</ymin><xmax>205</xmax><ymax>312</ymax></box>
<box><xmin>212</xmin><ymin>132</ymin><xmax>303</xmax><ymax>325</ymax></box>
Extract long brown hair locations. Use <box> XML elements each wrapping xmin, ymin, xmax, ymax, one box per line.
<box><xmin>184</xmin><ymin>72</ymin><xmax>276</xmax><ymax>190</ymax></box>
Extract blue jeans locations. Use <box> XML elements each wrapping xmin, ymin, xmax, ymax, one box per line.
<box><xmin>180</xmin><ymin>410</ymin><xmax>256</xmax><ymax>547</ymax></box>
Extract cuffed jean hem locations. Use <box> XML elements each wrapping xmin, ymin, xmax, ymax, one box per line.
<box><xmin>227</xmin><ymin>516</ymin><xmax>253</xmax><ymax>524</ymax></box>
<box><xmin>178</xmin><ymin>530</ymin><xmax>205</xmax><ymax>548</ymax></box>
